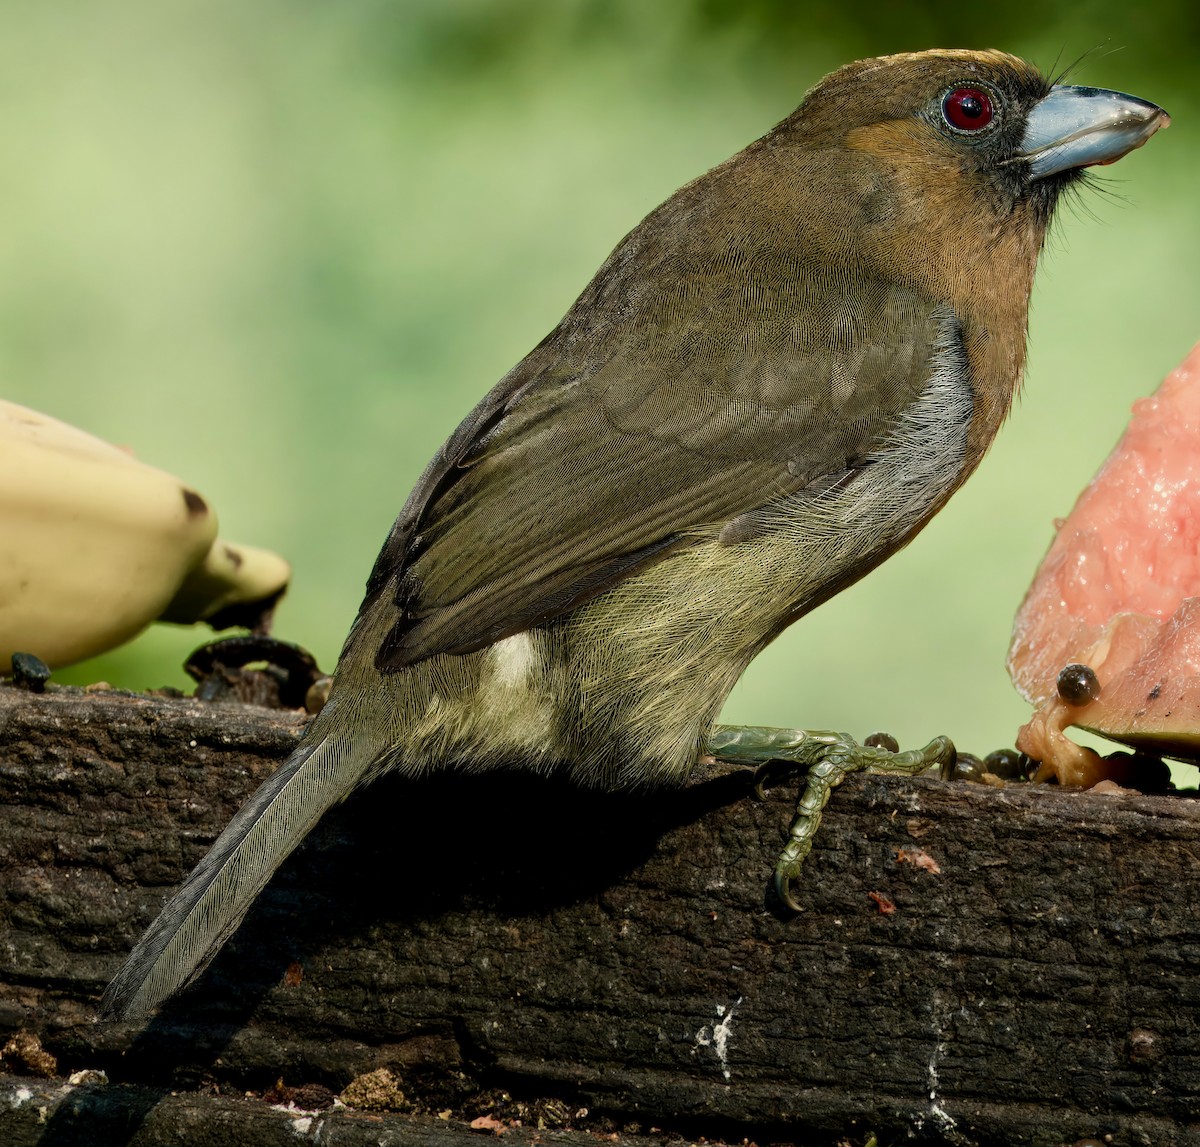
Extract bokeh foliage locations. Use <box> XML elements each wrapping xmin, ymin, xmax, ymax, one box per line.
<box><xmin>3</xmin><ymin>0</ymin><xmax>1197</xmax><ymax>758</ymax></box>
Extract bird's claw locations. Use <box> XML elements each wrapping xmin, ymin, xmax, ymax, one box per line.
<box><xmin>750</xmin><ymin>756</ymin><xmax>804</xmax><ymax>801</ymax></box>
<box><xmin>771</xmin><ymin>732</ymin><xmax>955</xmax><ymax>913</ymax></box>
<box><xmin>706</xmin><ymin>725</ymin><xmax>954</xmax><ymax>912</ymax></box>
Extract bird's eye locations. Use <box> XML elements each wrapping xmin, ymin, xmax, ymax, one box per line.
<box><xmin>942</xmin><ymin>87</ymin><xmax>994</xmax><ymax>132</ymax></box>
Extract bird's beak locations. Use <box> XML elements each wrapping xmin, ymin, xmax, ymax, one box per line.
<box><xmin>1021</xmin><ymin>85</ymin><xmax>1170</xmax><ymax>180</ymax></box>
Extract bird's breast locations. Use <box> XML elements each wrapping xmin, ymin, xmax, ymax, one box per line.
<box><xmin>733</xmin><ymin>306</ymin><xmax>975</xmax><ymax>569</ymax></box>
<box><xmin>841</xmin><ymin>307</ymin><xmax>976</xmax><ymax>537</ymax></box>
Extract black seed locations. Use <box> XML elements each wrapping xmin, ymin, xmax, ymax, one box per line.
<box><xmin>1127</xmin><ymin>752</ymin><xmax>1172</xmax><ymax>794</ymax></box>
<box><xmin>948</xmin><ymin>752</ymin><xmax>986</xmax><ymax>783</ymax></box>
<box><xmin>1057</xmin><ymin>663</ymin><xmax>1101</xmax><ymax>706</ymax></box>
<box><xmin>10</xmin><ymin>652</ymin><xmax>51</xmax><ymax>693</ymax></box>
<box><xmin>864</xmin><ymin>731</ymin><xmax>899</xmax><ymax>753</ymax></box>
<box><xmin>984</xmin><ymin>748</ymin><xmax>1025</xmax><ymax>780</ymax></box>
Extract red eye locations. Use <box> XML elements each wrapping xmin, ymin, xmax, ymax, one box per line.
<box><xmin>942</xmin><ymin>87</ymin><xmax>994</xmax><ymax>131</ymax></box>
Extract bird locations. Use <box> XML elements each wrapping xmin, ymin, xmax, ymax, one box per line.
<box><xmin>101</xmin><ymin>49</ymin><xmax>1168</xmax><ymax>1019</ymax></box>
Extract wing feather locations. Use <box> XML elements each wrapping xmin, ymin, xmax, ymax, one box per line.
<box><xmin>363</xmin><ymin>173</ymin><xmax>945</xmax><ymax>668</ymax></box>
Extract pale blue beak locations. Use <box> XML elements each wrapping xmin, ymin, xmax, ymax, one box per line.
<box><xmin>1022</xmin><ymin>84</ymin><xmax>1169</xmax><ymax>179</ymax></box>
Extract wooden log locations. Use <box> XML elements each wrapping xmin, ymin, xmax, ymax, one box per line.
<box><xmin>1</xmin><ymin>684</ymin><xmax>1199</xmax><ymax>1146</ymax></box>
<box><xmin>0</xmin><ymin>1073</ymin><xmax>672</xmax><ymax>1147</ymax></box>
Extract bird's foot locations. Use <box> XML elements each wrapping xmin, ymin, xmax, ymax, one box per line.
<box><xmin>705</xmin><ymin>725</ymin><xmax>955</xmax><ymax>911</ymax></box>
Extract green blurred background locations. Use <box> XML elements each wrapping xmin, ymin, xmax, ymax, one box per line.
<box><xmin>5</xmin><ymin>0</ymin><xmax>1197</xmax><ymax>759</ymax></box>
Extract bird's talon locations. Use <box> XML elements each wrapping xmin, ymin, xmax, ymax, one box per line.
<box><xmin>775</xmin><ymin>868</ymin><xmax>804</xmax><ymax>913</ymax></box>
<box><xmin>750</xmin><ymin>757</ymin><xmax>793</xmax><ymax>800</ymax></box>
<box><xmin>764</xmin><ymin>732</ymin><xmax>956</xmax><ymax>909</ymax></box>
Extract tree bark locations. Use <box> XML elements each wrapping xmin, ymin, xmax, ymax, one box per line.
<box><xmin>1</xmin><ymin>685</ymin><xmax>1198</xmax><ymax>1147</ymax></box>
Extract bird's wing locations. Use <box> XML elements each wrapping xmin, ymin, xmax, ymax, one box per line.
<box><xmin>370</xmin><ymin>271</ymin><xmax>946</xmax><ymax>668</ymax></box>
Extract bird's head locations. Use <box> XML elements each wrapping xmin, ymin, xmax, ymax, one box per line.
<box><xmin>782</xmin><ymin>48</ymin><xmax>1167</xmax><ymax>221</ymax></box>
<box><xmin>724</xmin><ymin>49</ymin><xmax>1167</xmax><ymax>397</ymax></box>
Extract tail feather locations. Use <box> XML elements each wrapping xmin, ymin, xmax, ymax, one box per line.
<box><xmin>101</xmin><ymin>735</ymin><xmax>373</xmax><ymax>1019</ymax></box>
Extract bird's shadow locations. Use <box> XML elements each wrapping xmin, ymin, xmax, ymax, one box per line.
<box><xmin>91</xmin><ymin>765</ymin><xmax>757</xmax><ymax>1093</ymax></box>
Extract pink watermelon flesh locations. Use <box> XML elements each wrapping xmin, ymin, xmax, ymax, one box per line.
<box><xmin>1008</xmin><ymin>341</ymin><xmax>1200</xmax><ymax>786</ymax></box>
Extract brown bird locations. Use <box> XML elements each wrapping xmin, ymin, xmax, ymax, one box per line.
<box><xmin>102</xmin><ymin>49</ymin><xmax>1167</xmax><ymax>1019</ymax></box>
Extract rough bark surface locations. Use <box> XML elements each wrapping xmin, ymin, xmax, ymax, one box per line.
<box><xmin>0</xmin><ymin>1073</ymin><xmax>688</xmax><ymax>1147</ymax></box>
<box><xmin>1</xmin><ymin>684</ymin><xmax>1199</xmax><ymax>1147</ymax></box>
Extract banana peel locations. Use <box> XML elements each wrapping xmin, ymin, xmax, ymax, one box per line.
<box><xmin>0</xmin><ymin>400</ymin><xmax>290</xmax><ymax>672</ymax></box>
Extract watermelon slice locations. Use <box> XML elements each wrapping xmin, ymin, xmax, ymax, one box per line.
<box><xmin>1008</xmin><ymin>341</ymin><xmax>1200</xmax><ymax>786</ymax></box>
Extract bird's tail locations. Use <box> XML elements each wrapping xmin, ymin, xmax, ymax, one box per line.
<box><xmin>100</xmin><ymin>730</ymin><xmax>377</xmax><ymax>1020</ymax></box>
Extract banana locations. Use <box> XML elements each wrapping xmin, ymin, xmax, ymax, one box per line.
<box><xmin>0</xmin><ymin>401</ymin><xmax>290</xmax><ymax>673</ymax></box>
<box><xmin>159</xmin><ymin>539</ymin><xmax>291</xmax><ymax>629</ymax></box>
